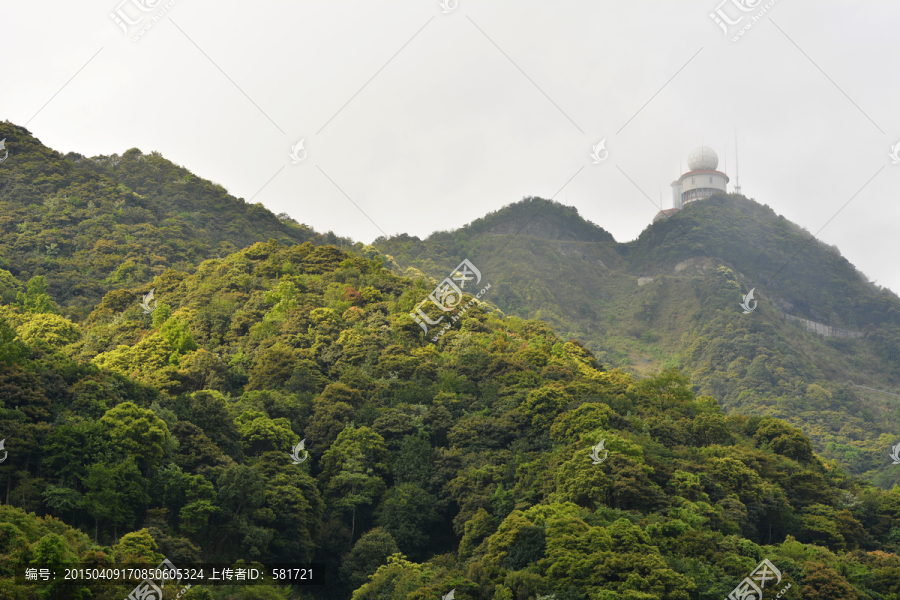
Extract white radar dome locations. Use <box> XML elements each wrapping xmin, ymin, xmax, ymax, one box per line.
<box><xmin>687</xmin><ymin>146</ymin><xmax>718</xmax><ymax>171</ymax></box>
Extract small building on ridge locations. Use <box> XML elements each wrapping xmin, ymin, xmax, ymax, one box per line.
<box><xmin>653</xmin><ymin>146</ymin><xmax>730</xmax><ymax>223</ymax></box>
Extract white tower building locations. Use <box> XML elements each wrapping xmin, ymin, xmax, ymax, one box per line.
<box><xmin>653</xmin><ymin>145</ymin><xmax>730</xmax><ymax>223</ymax></box>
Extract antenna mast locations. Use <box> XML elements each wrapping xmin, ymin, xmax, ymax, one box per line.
<box><xmin>734</xmin><ymin>129</ymin><xmax>741</xmax><ymax>195</ymax></box>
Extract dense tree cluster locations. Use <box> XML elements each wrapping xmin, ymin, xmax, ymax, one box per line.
<box><xmin>2</xmin><ymin>238</ymin><xmax>900</xmax><ymax>599</ymax></box>
<box><xmin>376</xmin><ymin>196</ymin><xmax>900</xmax><ymax>485</ymax></box>
<box><xmin>3</xmin><ymin>123</ymin><xmax>900</xmax><ymax>598</ymax></box>
<box><xmin>0</xmin><ymin>122</ymin><xmax>356</xmax><ymax>322</ymax></box>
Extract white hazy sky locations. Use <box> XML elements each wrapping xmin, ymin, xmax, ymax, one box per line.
<box><xmin>1</xmin><ymin>0</ymin><xmax>898</xmax><ymax>293</ymax></box>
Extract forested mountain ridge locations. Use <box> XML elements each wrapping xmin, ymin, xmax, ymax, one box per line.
<box><xmin>0</xmin><ymin>121</ymin><xmax>353</xmax><ymax>321</ymax></box>
<box><xmin>375</xmin><ymin>197</ymin><xmax>900</xmax><ymax>485</ymax></box>
<box><xmin>2</xmin><ymin>125</ymin><xmax>900</xmax><ymax>599</ymax></box>
<box><xmin>3</xmin><ymin>237</ymin><xmax>900</xmax><ymax>600</ymax></box>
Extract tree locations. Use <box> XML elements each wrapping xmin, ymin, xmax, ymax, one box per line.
<box><xmin>305</xmin><ymin>399</ymin><xmax>355</xmax><ymax>455</ymax></box>
<box><xmin>549</xmin><ymin>403</ymin><xmax>612</xmax><ymax>443</ymax></box>
<box><xmin>69</xmin><ymin>379</ymin><xmax>118</xmax><ymax>420</ymax></box>
<box><xmin>372</xmin><ymin>408</ymin><xmax>421</xmax><ymax>451</ymax></box>
<box><xmin>522</xmin><ymin>386</ymin><xmax>572</xmax><ymax>430</ymax></box>
<box><xmin>213</xmin><ymin>464</ymin><xmax>271</xmax><ymax>559</ymax></box>
<box><xmin>0</xmin><ymin>316</ymin><xmax>29</xmax><ymax>367</ymax></box>
<box><xmin>501</xmin><ymin>525</ymin><xmax>545</xmax><ymax>570</ymax></box>
<box><xmin>341</xmin><ymin>527</ymin><xmax>400</xmax><ymax>591</ymax></box>
<box><xmin>175</xmin><ymin>390</ymin><xmax>242</xmax><ymax>460</ymax></box>
<box><xmin>179</xmin><ymin>474</ymin><xmax>219</xmax><ymax>537</ymax></box>
<box><xmin>376</xmin><ymin>483</ymin><xmax>440</xmax><ymax>557</ymax></box>
<box><xmin>81</xmin><ymin>459</ymin><xmax>148</xmax><ymax>543</ymax></box>
<box><xmin>171</xmin><ymin>421</ymin><xmax>223</xmax><ymax>472</ymax></box>
<box><xmin>320</xmin><ymin>426</ymin><xmax>389</xmax><ymax>484</ymax></box>
<box><xmin>552</xmin><ymin>445</ymin><xmax>611</xmax><ymax>511</ymax></box>
<box><xmin>392</xmin><ymin>435</ymin><xmax>435</xmax><ymax>488</ymax></box>
<box><xmin>319</xmin><ymin>383</ymin><xmax>365</xmax><ymax>408</ymax></box>
<box><xmin>350</xmin><ymin>553</ymin><xmax>430</xmax><ymax>600</ymax></box>
<box><xmin>633</xmin><ymin>368</ymin><xmax>694</xmax><ymax>412</ymax></box>
<box><xmin>113</xmin><ymin>528</ymin><xmax>164</xmax><ymax>563</ymax></box>
<box><xmin>247</xmin><ymin>344</ymin><xmax>296</xmax><ymax>390</ymax></box>
<box><xmin>328</xmin><ymin>453</ymin><xmax>386</xmax><ymax>547</ymax></box>
<box><xmin>159</xmin><ymin>316</ymin><xmax>198</xmax><ymax>357</ymax></box>
<box><xmin>15</xmin><ymin>313</ymin><xmax>80</xmax><ymax>349</ymax></box>
<box><xmin>801</xmin><ymin>562</ymin><xmax>855</xmax><ymax>600</ymax></box>
<box><xmin>605</xmin><ymin>456</ymin><xmax>666</xmax><ymax>512</ymax></box>
<box><xmin>706</xmin><ymin>456</ymin><xmax>765</xmax><ymax>504</ymax></box>
<box><xmin>45</xmin><ymin>420</ymin><xmax>112</xmax><ymax>485</ymax></box>
<box><xmin>30</xmin><ymin>533</ymin><xmax>86</xmax><ymax>599</ymax></box>
<box><xmin>0</xmin><ymin>366</ymin><xmax>52</xmax><ymax>421</ymax></box>
<box><xmin>42</xmin><ymin>485</ymin><xmax>83</xmax><ymax>524</ymax></box>
<box><xmin>100</xmin><ymin>402</ymin><xmax>171</xmax><ymax>472</ymax></box>
<box><xmin>256</xmin><ymin>453</ymin><xmax>324</xmax><ymax>562</ymax></box>
<box><xmin>235</xmin><ymin>410</ymin><xmax>298</xmax><ymax>456</ymax></box>
<box><xmin>0</xmin><ymin>268</ymin><xmax>22</xmax><ymax>304</ymax></box>
<box><xmin>16</xmin><ymin>276</ymin><xmax>57</xmax><ymax>314</ymax></box>
<box><xmin>690</xmin><ymin>412</ymin><xmax>731</xmax><ymax>446</ymax></box>
<box><xmin>178</xmin><ymin>349</ymin><xmax>229</xmax><ymax>392</ymax></box>
<box><xmin>319</xmin><ymin>426</ymin><xmax>387</xmax><ymax>544</ymax></box>
<box><xmin>753</xmin><ymin>418</ymin><xmax>815</xmax><ymax>462</ymax></box>
<box><xmin>459</xmin><ymin>508</ymin><xmax>498</xmax><ymax>560</ymax></box>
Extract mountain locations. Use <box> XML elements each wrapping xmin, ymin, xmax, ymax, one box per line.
<box><xmin>0</xmin><ymin>121</ymin><xmax>355</xmax><ymax>320</ymax></box>
<box><xmin>4</xmin><ymin>124</ymin><xmax>900</xmax><ymax>599</ymax></box>
<box><xmin>375</xmin><ymin>196</ymin><xmax>900</xmax><ymax>485</ymax></box>
<box><xmin>3</xmin><ymin>237</ymin><xmax>900</xmax><ymax>600</ymax></box>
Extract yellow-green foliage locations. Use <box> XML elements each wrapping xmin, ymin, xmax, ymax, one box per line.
<box><xmin>16</xmin><ymin>313</ymin><xmax>80</xmax><ymax>348</ymax></box>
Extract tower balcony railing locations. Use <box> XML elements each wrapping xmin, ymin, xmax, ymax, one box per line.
<box><xmin>682</xmin><ymin>187</ymin><xmax>726</xmax><ymax>205</ymax></box>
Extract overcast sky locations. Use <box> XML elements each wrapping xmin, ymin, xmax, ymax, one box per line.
<box><xmin>1</xmin><ymin>0</ymin><xmax>898</xmax><ymax>294</ymax></box>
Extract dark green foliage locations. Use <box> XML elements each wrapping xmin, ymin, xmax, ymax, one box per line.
<box><xmin>501</xmin><ymin>525</ymin><xmax>545</xmax><ymax>570</ymax></box>
<box><xmin>392</xmin><ymin>434</ymin><xmax>435</xmax><ymax>487</ymax></box>
<box><xmin>376</xmin><ymin>483</ymin><xmax>440</xmax><ymax>558</ymax></box>
<box><xmin>340</xmin><ymin>527</ymin><xmax>399</xmax><ymax>590</ymax></box>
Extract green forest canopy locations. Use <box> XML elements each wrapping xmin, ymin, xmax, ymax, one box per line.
<box><xmin>1</xmin><ymin>239</ymin><xmax>900</xmax><ymax>599</ymax></box>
